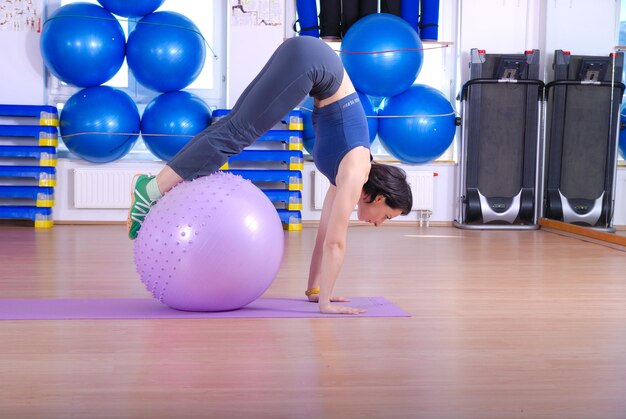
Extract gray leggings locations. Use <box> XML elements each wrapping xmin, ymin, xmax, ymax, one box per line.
<box><xmin>167</xmin><ymin>36</ymin><xmax>344</xmax><ymax>180</ymax></box>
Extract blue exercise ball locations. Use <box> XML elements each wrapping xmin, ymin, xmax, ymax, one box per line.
<box><xmin>358</xmin><ymin>91</ymin><xmax>378</xmax><ymax>143</ymax></box>
<box><xmin>141</xmin><ymin>91</ymin><xmax>212</xmax><ymax>161</ymax></box>
<box><xmin>97</xmin><ymin>0</ymin><xmax>165</xmax><ymax>18</ymax></box>
<box><xmin>299</xmin><ymin>92</ymin><xmax>378</xmax><ymax>155</ymax></box>
<box><xmin>378</xmin><ymin>84</ymin><xmax>456</xmax><ymax>164</ymax></box>
<box><xmin>60</xmin><ymin>87</ymin><xmax>140</xmax><ymax>163</ymax></box>
<box><xmin>40</xmin><ymin>3</ymin><xmax>126</xmax><ymax>87</ymax></box>
<box><xmin>299</xmin><ymin>96</ymin><xmax>316</xmax><ymax>154</ymax></box>
<box><xmin>340</xmin><ymin>13</ymin><xmax>423</xmax><ymax>97</ymax></box>
<box><xmin>127</xmin><ymin>11</ymin><xmax>206</xmax><ymax>92</ymax></box>
<box><xmin>618</xmin><ymin>106</ymin><xmax>626</xmax><ymax>159</ymax></box>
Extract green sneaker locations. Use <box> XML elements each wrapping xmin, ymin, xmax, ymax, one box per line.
<box><xmin>127</xmin><ymin>174</ymin><xmax>156</xmax><ymax>240</ymax></box>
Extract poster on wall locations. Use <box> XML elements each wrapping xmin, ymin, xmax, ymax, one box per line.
<box><xmin>0</xmin><ymin>0</ymin><xmax>40</xmax><ymax>32</ymax></box>
<box><xmin>231</xmin><ymin>0</ymin><xmax>282</xmax><ymax>27</ymax></box>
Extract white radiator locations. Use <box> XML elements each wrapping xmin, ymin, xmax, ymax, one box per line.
<box><xmin>73</xmin><ymin>169</ymin><xmax>142</xmax><ymax>209</ymax></box>
<box><xmin>406</xmin><ymin>170</ymin><xmax>435</xmax><ymax>226</ymax></box>
<box><xmin>313</xmin><ymin>170</ymin><xmax>435</xmax><ymax>217</ymax></box>
<box><xmin>406</xmin><ymin>170</ymin><xmax>435</xmax><ymax>211</ymax></box>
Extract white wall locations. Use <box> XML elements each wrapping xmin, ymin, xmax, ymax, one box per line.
<box><xmin>1</xmin><ymin>0</ymin><xmax>625</xmax><ymax>226</ymax></box>
<box><xmin>0</xmin><ymin>0</ymin><xmax>45</xmax><ymax>105</ymax></box>
<box><xmin>228</xmin><ymin>21</ymin><xmax>284</xmax><ymax>106</ymax></box>
<box><xmin>543</xmin><ymin>0</ymin><xmax>620</xmax><ymax>80</ymax></box>
<box><xmin>458</xmin><ymin>0</ymin><xmax>620</xmax><ymax>81</ymax></box>
<box><xmin>458</xmin><ymin>0</ymin><xmax>533</xmax><ymax>82</ymax></box>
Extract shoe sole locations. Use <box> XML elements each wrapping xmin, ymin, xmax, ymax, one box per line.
<box><xmin>126</xmin><ymin>174</ymin><xmax>142</xmax><ymax>238</ymax></box>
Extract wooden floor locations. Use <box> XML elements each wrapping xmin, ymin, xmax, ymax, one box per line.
<box><xmin>0</xmin><ymin>224</ymin><xmax>625</xmax><ymax>418</ymax></box>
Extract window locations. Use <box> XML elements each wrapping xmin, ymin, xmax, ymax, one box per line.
<box><xmin>45</xmin><ymin>0</ymin><xmax>226</xmax><ymax>159</ymax></box>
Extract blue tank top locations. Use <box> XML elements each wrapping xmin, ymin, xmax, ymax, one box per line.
<box><xmin>312</xmin><ymin>93</ymin><xmax>370</xmax><ymax>185</ymax></box>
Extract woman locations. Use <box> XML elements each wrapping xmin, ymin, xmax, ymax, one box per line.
<box><xmin>128</xmin><ymin>36</ymin><xmax>412</xmax><ymax>315</ymax></box>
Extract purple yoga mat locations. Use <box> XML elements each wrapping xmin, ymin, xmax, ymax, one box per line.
<box><xmin>0</xmin><ymin>297</ymin><xmax>410</xmax><ymax>320</ymax></box>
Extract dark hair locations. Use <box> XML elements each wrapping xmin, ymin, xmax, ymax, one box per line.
<box><xmin>362</xmin><ymin>163</ymin><xmax>412</xmax><ymax>215</ymax></box>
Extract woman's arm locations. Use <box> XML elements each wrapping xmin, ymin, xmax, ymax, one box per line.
<box><xmin>315</xmin><ymin>147</ymin><xmax>371</xmax><ymax>315</ymax></box>
<box><xmin>307</xmin><ymin>186</ymin><xmax>333</xmax><ymax>293</ymax></box>
<box><xmin>307</xmin><ymin>186</ymin><xmax>352</xmax><ymax>304</ymax></box>
<box><xmin>316</xmin><ymin>184</ymin><xmax>364</xmax><ymax>314</ymax></box>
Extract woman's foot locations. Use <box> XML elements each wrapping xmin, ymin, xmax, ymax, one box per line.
<box><xmin>127</xmin><ymin>174</ymin><xmax>156</xmax><ymax>239</ymax></box>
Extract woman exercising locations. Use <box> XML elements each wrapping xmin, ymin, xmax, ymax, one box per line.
<box><xmin>128</xmin><ymin>36</ymin><xmax>412</xmax><ymax>315</ymax></box>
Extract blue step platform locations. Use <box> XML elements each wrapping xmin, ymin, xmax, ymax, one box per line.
<box><xmin>212</xmin><ymin>109</ymin><xmax>303</xmax><ymax>131</ymax></box>
<box><xmin>263</xmin><ymin>190</ymin><xmax>302</xmax><ymax>211</ymax></box>
<box><xmin>222</xmin><ymin>169</ymin><xmax>302</xmax><ymax>190</ymax></box>
<box><xmin>277</xmin><ymin>209</ymin><xmax>302</xmax><ymax>231</ymax></box>
<box><xmin>211</xmin><ymin>107</ymin><xmax>304</xmax><ymax>232</ymax></box>
<box><xmin>0</xmin><ymin>104</ymin><xmax>58</xmax><ymax>228</ymax></box>
<box><xmin>0</xmin><ymin>166</ymin><xmax>56</xmax><ymax>187</ymax></box>
<box><xmin>0</xmin><ymin>186</ymin><xmax>54</xmax><ymax>207</ymax></box>
<box><xmin>0</xmin><ymin>146</ymin><xmax>57</xmax><ymax>166</ymax></box>
<box><xmin>245</xmin><ymin>130</ymin><xmax>303</xmax><ymax>151</ymax></box>
<box><xmin>0</xmin><ymin>104</ymin><xmax>58</xmax><ymax>126</ymax></box>
<box><xmin>0</xmin><ymin>125</ymin><xmax>58</xmax><ymax>147</ymax></box>
<box><xmin>0</xmin><ymin>206</ymin><xmax>53</xmax><ymax>228</ymax></box>
<box><xmin>221</xmin><ymin>150</ymin><xmax>303</xmax><ymax>171</ymax></box>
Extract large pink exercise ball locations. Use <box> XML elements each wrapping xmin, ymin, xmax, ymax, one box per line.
<box><xmin>378</xmin><ymin>84</ymin><xmax>456</xmax><ymax>164</ymax></box>
<box><xmin>140</xmin><ymin>91</ymin><xmax>212</xmax><ymax>161</ymax></box>
<box><xmin>40</xmin><ymin>3</ymin><xmax>125</xmax><ymax>87</ymax></box>
<box><xmin>126</xmin><ymin>11</ymin><xmax>206</xmax><ymax>92</ymax></box>
<box><xmin>340</xmin><ymin>13</ymin><xmax>423</xmax><ymax>97</ymax></box>
<box><xmin>134</xmin><ymin>173</ymin><xmax>285</xmax><ymax>312</ymax></box>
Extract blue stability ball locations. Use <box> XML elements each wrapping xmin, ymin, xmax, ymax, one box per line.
<box><xmin>378</xmin><ymin>84</ymin><xmax>456</xmax><ymax>164</ymax></box>
<box><xmin>299</xmin><ymin>92</ymin><xmax>377</xmax><ymax>154</ymax></box>
<box><xmin>340</xmin><ymin>13</ymin><xmax>423</xmax><ymax>97</ymax></box>
<box><xmin>60</xmin><ymin>87</ymin><xmax>140</xmax><ymax>163</ymax></box>
<box><xmin>97</xmin><ymin>0</ymin><xmax>165</xmax><ymax>18</ymax></box>
<box><xmin>40</xmin><ymin>3</ymin><xmax>125</xmax><ymax>87</ymax></box>
<box><xmin>141</xmin><ymin>91</ymin><xmax>212</xmax><ymax>161</ymax></box>
<box><xmin>127</xmin><ymin>11</ymin><xmax>206</xmax><ymax>92</ymax></box>
<box><xmin>357</xmin><ymin>91</ymin><xmax>378</xmax><ymax>143</ymax></box>
<box><xmin>299</xmin><ymin>96</ymin><xmax>315</xmax><ymax>154</ymax></box>
<box><xmin>619</xmin><ymin>106</ymin><xmax>626</xmax><ymax>159</ymax></box>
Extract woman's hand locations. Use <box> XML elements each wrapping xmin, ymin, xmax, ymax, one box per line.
<box><xmin>307</xmin><ymin>292</ymin><xmax>365</xmax><ymax>314</ymax></box>
<box><xmin>318</xmin><ymin>302</ymin><xmax>366</xmax><ymax>315</ymax></box>
<box><xmin>307</xmin><ymin>294</ymin><xmax>351</xmax><ymax>303</ymax></box>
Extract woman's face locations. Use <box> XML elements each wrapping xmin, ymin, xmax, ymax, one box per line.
<box><xmin>356</xmin><ymin>194</ymin><xmax>403</xmax><ymax>227</ymax></box>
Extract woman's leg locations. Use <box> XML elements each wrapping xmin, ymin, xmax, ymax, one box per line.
<box><xmin>155</xmin><ymin>165</ymin><xmax>183</xmax><ymax>195</ymax></box>
<box><xmin>166</xmin><ymin>37</ymin><xmax>320</xmax><ymax>181</ymax></box>
<box><xmin>128</xmin><ymin>38</ymin><xmax>333</xmax><ymax>239</ymax></box>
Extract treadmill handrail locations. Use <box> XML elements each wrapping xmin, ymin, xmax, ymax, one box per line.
<box><xmin>545</xmin><ymin>80</ymin><xmax>626</xmax><ymax>99</ymax></box>
<box><xmin>460</xmin><ymin>78</ymin><xmax>545</xmax><ymax>101</ymax></box>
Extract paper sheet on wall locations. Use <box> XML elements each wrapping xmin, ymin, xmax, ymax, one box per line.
<box><xmin>0</xmin><ymin>0</ymin><xmax>40</xmax><ymax>32</ymax></box>
<box><xmin>230</xmin><ymin>0</ymin><xmax>282</xmax><ymax>27</ymax></box>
